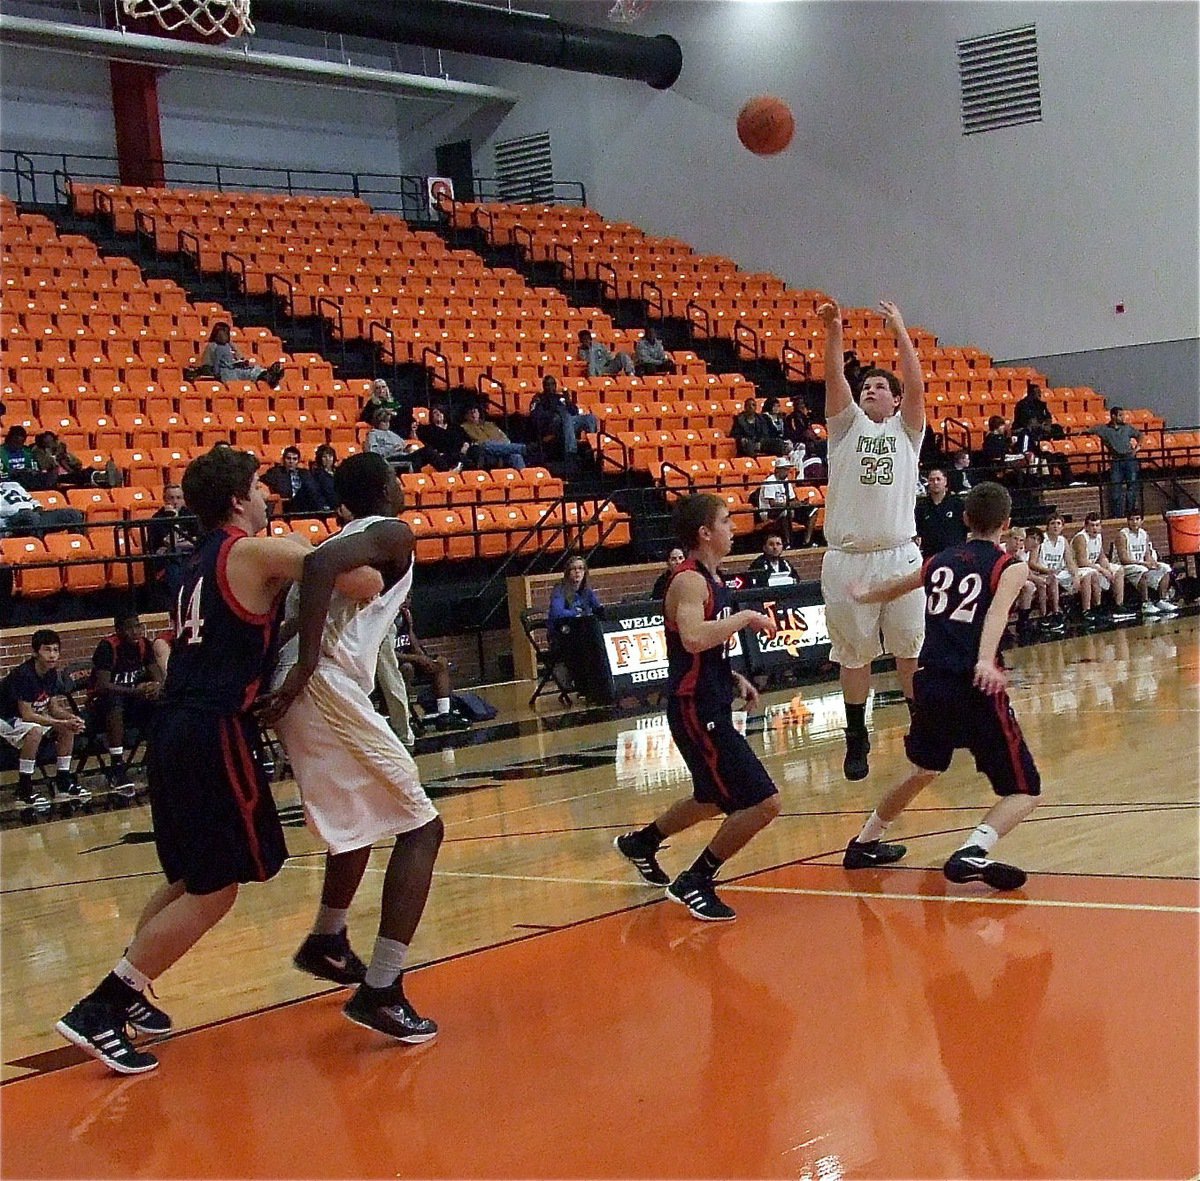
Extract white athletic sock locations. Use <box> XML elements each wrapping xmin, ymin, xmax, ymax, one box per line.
<box><xmin>113</xmin><ymin>956</ymin><xmax>152</xmax><ymax>994</ymax></box>
<box><xmin>857</xmin><ymin>811</ymin><xmax>889</xmax><ymax>843</ymax></box>
<box><xmin>18</xmin><ymin>759</ymin><xmax>35</xmax><ymax>776</ymax></box>
<box><xmin>436</xmin><ymin>697</ymin><xmax>451</xmax><ymax>716</ymax></box>
<box><xmin>960</xmin><ymin>824</ymin><xmax>999</xmax><ymax>855</ymax></box>
<box><xmin>312</xmin><ymin>905</ymin><xmax>350</xmax><ymax>937</ymax></box>
<box><xmin>109</xmin><ymin>746</ymin><xmax>124</xmax><ymax>761</ymax></box>
<box><xmin>57</xmin><ymin>756</ymin><xmax>72</xmax><ymax>772</ymax></box>
<box><xmin>364</xmin><ymin>936</ymin><xmax>409</xmax><ymax>990</ymax></box>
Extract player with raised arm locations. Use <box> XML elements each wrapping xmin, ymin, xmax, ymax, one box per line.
<box><xmin>842</xmin><ymin>482</ymin><xmax>1041</xmax><ymax>890</ymax></box>
<box><xmin>260</xmin><ymin>453</ymin><xmax>444</xmax><ymax>1041</ymax></box>
<box><xmin>817</xmin><ymin>297</ymin><xmax>926</xmax><ymax>780</ymax></box>
<box><xmin>613</xmin><ymin>493</ymin><xmax>781</xmax><ymax>921</ymax></box>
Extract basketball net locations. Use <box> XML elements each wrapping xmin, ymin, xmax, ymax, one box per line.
<box><xmin>120</xmin><ymin>0</ymin><xmax>254</xmax><ymax>39</ymax></box>
<box><xmin>607</xmin><ymin>0</ymin><xmax>651</xmax><ymax>23</ymax></box>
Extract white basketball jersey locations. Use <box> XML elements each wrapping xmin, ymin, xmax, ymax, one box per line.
<box><xmin>824</xmin><ymin>403</ymin><xmax>924</xmax><ymax>551</ymax></box>
<box><xmin>1039</xmin><ymin>535</ymin><xmax>1067</xmax><ymax>571</ymax></box>
<box><xmin>1074</xmin><ymin>529</ymin><xmax>1102</xmax><ymax>564</ymax></box>
<box><xmin>1120</xmin><ymin>527</ymin><xmax>1149</xmax><ymax>563</ymax></box>
<box><xmin>274</xmin><ymin>515</ymin><xmax>413</xmax><ymax>693</ymax></box>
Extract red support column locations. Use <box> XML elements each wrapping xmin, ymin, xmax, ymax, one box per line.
<box><xmin>109</xmin><ymin>62</ymin><xmax>166</xmax><ymax>188</ymax></box>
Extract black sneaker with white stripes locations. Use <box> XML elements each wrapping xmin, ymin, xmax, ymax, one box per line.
<box><xmin>614</xmin><ymin>831</ymin><xmax>670</xmax><ymax>886</ymax></box>
<box><xmin>293</xmin><ymin>929</ymin><xmax>368</xmax><ymax>986</ymax></box>
<box><xmin>943</xmin><ymin>845</ymin><xmax>1027</xmax><ymax>891</ymax></box>
<box><xmin>665</xmin><ymin>871</ymin><xmax>736</xmax><ymax>921</ymax></box>
<box><xmin>55</xmin><ymin>1000</ymin><xmax>159</xmax><ymax>1074</ymax></box>
<box><xmin>843</xmin><ymin>729</ymin><xmax>871</xmax><ymax>781</ymax></box>
<box><xmin>343</xmin><ymin>980</ymin><xmax>438</xmax><ymax>1043</ymax></box>
<box><xmin>125</xmin><ymin>991</ymin><xmax>173</xmax><ymax>1036</ymax></box>
<box><xmin>843</xmin><ymin>837</ymin><xmax>907</xmax><ymax>869</ymax></box>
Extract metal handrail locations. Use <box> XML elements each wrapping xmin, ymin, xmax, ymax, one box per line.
<box><xmin>732</xmin><ymin>319</ymin><xmax>760</xmax><ymax>362</ymax></box>
<box><xmin>595</xmin><ymin>429</ymin><xmax>632</xmax><ymax>475</ymax></box>
<box><xmin>314</xmin><ymin>295</ymin><xmax>347</xmax><ymax>367</ymax></box>
<box><xmin>781</xmin><ymin>341</ymin><xmax>810</xmax><ymax>383</ymax></box>
<box><xmin>639</xmin><ymin>278</ymin><xmax>665</xmax><ymax>321</ymax></box>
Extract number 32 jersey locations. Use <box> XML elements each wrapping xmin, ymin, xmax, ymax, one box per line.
<box><xmin>165</xmin><ymin>527</ymin><xmax>284</xmax><ymax>715</ymax></box>
<box><xmin>919</xmin><ymin>539</ymin><xmax>1018</xmax><ymax>675</ymax></box>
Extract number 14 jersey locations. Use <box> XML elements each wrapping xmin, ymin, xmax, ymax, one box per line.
<box><xmin>164</xmin><ymin>527</ymin><xmax>283</xmax><ymax>714</ymax></box>
<box><xmin>919</xmin><ymin>538</ymin><xmax>1018</xmax><ymax>675</ymax></box>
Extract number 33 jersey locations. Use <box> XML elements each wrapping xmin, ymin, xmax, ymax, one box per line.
<box><xmin>823</xmin><ymin>402</ymin><xmax>924</xmax><ymax>552</ymax></box>
<box><xmin>919</xmin><ymin>539</ymin><xmax>1018</xmax><ymax>675</ymax></box>
<box><xmin>164</xmin><ymin>527</ymin><xmax>284</xmax><ymax>714</ymax></box>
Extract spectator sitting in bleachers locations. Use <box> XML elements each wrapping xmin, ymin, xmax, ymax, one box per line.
<box><xmin>731</xmin><ymin>397</ymin><xmax>789</xmax><ymax>459</ymax></box>
<box><xmin>417</xmin><ymin>404</ymin><xmax>472</xmax><ymax>472</ymax></box>
<box><xmin>755</xmin><ymin>457</ymin><xmax>816</xmax><ymax>547</ymax></box>
<box><xmin>32</xmin><ymin>431</ymin><xmax>121</xmax><ymax>489</ymax></box>
<box><xmin>530</xmin><ymin>376</ymin><xmax>599</xmax><ymax>461</ymax></box>
<box><xmin>633</xmin><ymin>325</ymin><xmax>676</xmax><ymax>376</ymax></box>
<box><xmin>146</xmin><ymin>483</ymin><xmax>199</xmax><ymax>604</ymax></box>
<box><xmin>782</xmin><ymin>399</ymin><xmax>827</xmax><ymax>463</ymax></box>
<box><xmin>578</xmin><ymin>329</ymin><xmax>635</xmax><ymax>378</ymax></box>
<box><xmin>301</xmin><ymin>445</ymin><xmax>339</xmax><ymax>513</ymax></box>
<box><xmin>262</xmin><ymin>446</ymin><xmax>319</xmax><ymax>511</ymax></box>
<box><xmin>460</xmin><ymin>403</ymin><xmax>527</xmax><ymax>471</ymax></box>
<box><xmin>2</xmin><ymin>628</ymin><xmax>86</xmax><ymax>807</ymax></box>
<box><xmin>0</xmin><ymin>478</ymin><xmax>84</xmax><ymax>536</ymax></box>
<box><xmin>1</xmin><ymin>426</ymin><xmax>55</xmax><ymax>491</ymax></box>
<box><xmin>980</xmin><ymin>417</ymin><xmax>1025</xmax><ymax>482</ymax></box>
<box><xmin>1013</xmin><ymin>382</ymin><xmax>1059</xmax><ymax>439</ymax></box>
<box><xmin>90</xmin><ymin>611</ymin><xmax>163</xmax><ymax>796</ymax></box>
<box><xmin>394</xmin><ymin>595</ymin><xmax>469</xmax><ymax>732</ymax></box>
<box><xmin>358</xmin><ymin>377</ymin><xmax>400</xmax><ymax>426</ymax></box>
<box><xmin>365</xmin><ymin>408</ymin><xmax>420</xmax><ymax>472</ymax></box>
<box><xmin>195</xmin><ymin>322</ymin><xmax>284</xmax><ymax>389</ymax></box>
<box><xmin>651</xmin><ymin>546</ymin><xmax>686</xmax><ymax>599</ymax></box>
<box><xmin>946</xmin><ymin>449</ymin><xmax>976</xmax><ymax>494</ymax></box>
<box><xmin>749</xmin><ymin>530</ymin><xmax>800</xmax><ymax>582</ymax></box>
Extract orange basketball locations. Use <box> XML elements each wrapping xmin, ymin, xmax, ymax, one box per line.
<box><xmin>736</xmin><ymin>96</ymin><xmax>795</xmax><ymax>156</ymax></box>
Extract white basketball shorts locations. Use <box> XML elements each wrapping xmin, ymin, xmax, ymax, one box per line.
<box><xmin>821</xmin><ymin>542</ymin><xmax>925</xmax><ymax>669</ymax></box>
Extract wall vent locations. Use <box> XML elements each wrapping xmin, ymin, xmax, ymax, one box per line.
<box><xmin>494</xmin><ymin>131</ymin><xmax>554</xmax><ymax>202</ymax></box>
<box><xmin>957</xmin><ymin>24</ymin><xmax>1042</xmax><ymax>135</ymax></box>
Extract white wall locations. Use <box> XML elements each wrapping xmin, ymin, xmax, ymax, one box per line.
<box><xmin>478</xmin><ymin>1</ymin><xmax>1198</xmax><ymax>365</ymax></box>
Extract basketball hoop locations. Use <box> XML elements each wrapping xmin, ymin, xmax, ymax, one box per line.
<box><xmin>120</xmin><ymin>0</ymin><xmax>254</xmax><ymax>39</ymax></box>
<box><xmin>607</xmin><ymin>0</ymin><xmax>650</xmax><ymax>24</ymax></box>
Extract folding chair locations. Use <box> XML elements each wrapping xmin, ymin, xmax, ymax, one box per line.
<box><xmin>520</xmin><ymin>608</ymin><xmax>573</xmax><ymax>707</ymax></box>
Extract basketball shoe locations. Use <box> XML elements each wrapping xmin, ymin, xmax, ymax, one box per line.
<box><xmin>843</xmin><ymin>837</ymin><xmax>907</xmax><ymax>869</ymax></box>
<box><xmin>843</xmin><ymin>729</ymin><xmax>870</xmax><ymax>781</ymax></box>
<box><xmin>56</xmin><ymin>1000</ymin><xmax>159</xmax><ymax>1074</ymax></box>
<box><xmin>125</xmin><ymin>991</ymin><xmax>172</xmax><ymax>1036</ymax></box>
<box><xmin>343</xmin><ymin>980</ymin><xmax>438</xmax><ymax>1043</ymax></box>
<box><xmin>293</xmin><ymin>930</ymin><xmax>368</xmax><ymax>985</ymax></box>
<box><xmin>665</xmin><ymin>871</ymin><xmax>736</xmax><ymax>921</ymax></box>
<box><xmin>52</xmin><ymin>773</ymin><xmax>91</xmax><ymax>803</ymax></box>
<box><xmin>613</xmin><ymin>831</ymin><xmax>670</xmax><ymax>886</ymax></box>
<box><xmin>943</xmin><ymin>846</ymin><xmax>1027</xmax><ymax>891</ymax></box>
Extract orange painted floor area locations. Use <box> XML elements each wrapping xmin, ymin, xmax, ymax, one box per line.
<box><xmin>3</xmin><ymin>863</ymin><xmax>1196</xmax><ymax>1180</ymax></box>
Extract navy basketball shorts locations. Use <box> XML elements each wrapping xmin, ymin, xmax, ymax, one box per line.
<box><xmin>904</xmin><ymin>668</ymin><xmax>1041</xmax><ymax>797</ymax></box>
<box><xmin>667</xmin><ymin>696</ymin><xmax>778</xmax><ymax>814</ymax></box>
<box><xmin>148</xmin><ymin>708</ymin><xmax>289</xmax><ymax>895</ymax></box>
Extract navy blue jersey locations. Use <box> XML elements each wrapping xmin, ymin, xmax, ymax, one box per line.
<box><xmin>163</xmin><ymin>527</ymin><xmax>283</xmax><ymax>715</ymax></box>
<box><xmin>4</xmin><ymin>658</ymin><xmax>69</xmax><ymax>716</ymax></box>
<box><xmin>91</xmin><ymin>635</ymin><xmax>154</xmax><ymax>691</ymax></box>
<box><xmin>918</xmin><ymin>539</ymin><xmax>1018</xmax><ymax>675</ymax></box>
<box><xmin>665</xmin><ymin>559</ymin><xmax>736</xmax><ymax>708</ymax></box>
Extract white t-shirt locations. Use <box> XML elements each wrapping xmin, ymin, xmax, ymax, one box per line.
<box><xmin>824</xmin><ymin>403</ymin><xmax>923</xmax><ymax>552</ymax></box>
<box><xmin>0</xmin><ymin>481</ymin><xmax>36</xmax><ymax>525</ymax></box>
<box><xmin>1038</xmin><ymin>535</ymin><xmax>1067</xmax><ymax>571</ymax></box>
<box><xmin>756</xmin><ymin>476</ymin><xmax>793</xmax><ymax>514</ymax></box>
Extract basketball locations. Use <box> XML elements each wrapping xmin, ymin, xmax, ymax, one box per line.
<box><xmin>737</xmin><ymin>95</ymin><xmax>795</xmax><ymax>156</ymax></box>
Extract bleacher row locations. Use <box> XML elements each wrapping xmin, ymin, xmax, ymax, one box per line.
<box><xmin>69</xmin><ymin>183</ymin><xmax>1194</xmax><ymax>482</ymax></box>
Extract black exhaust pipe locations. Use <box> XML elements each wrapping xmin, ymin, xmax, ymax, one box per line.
<box><xmin>253</xmin><ymin>0</ymin><xmax>682</xmax><ymax>90</ymax></box>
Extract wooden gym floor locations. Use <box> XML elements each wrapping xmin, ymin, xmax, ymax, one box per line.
<box><xmin>1</xmin><ymin>615</ymin><xmax>1197</xmax><ymax>1179</ymax></box>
